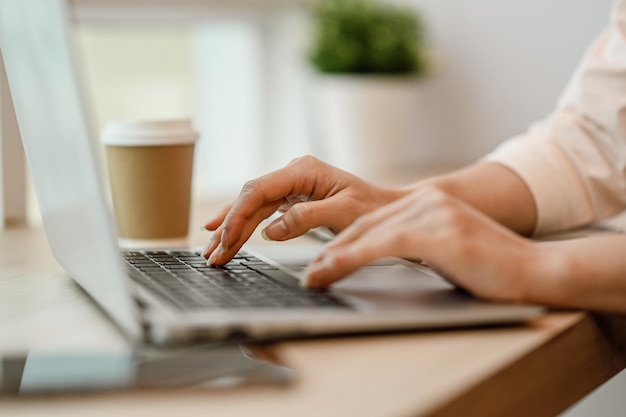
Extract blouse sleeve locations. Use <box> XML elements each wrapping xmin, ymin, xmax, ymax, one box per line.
<box><xmin>484</xmin><ymin>0</ymin><xmax>626</xmax><ymax>235</ymax></box>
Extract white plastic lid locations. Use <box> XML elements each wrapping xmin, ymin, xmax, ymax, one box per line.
<box><xmin>101</xmin><ymin>119</ymin><xmax>199</xmax><ymax>146</ymax></box>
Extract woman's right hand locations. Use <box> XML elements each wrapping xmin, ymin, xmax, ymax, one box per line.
<box><xmin>202</xmin><ymin>155</ymin><xmax>407</xmax><ymax>265</ymax></box>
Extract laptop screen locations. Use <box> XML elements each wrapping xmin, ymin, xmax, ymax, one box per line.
<box><xmin>0</xmin><ymin>0</ymin><xmax>140</xmax><ymax>339</ymax></box>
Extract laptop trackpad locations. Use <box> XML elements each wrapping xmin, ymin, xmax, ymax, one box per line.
<box><xmin>249</xmin><ymin>244</ymin><xmax>472</xmax><ymax>311</ymax></box>
<box><xmin>331</xmin><ymin>264</ymin><xmax>472</xmax><ymax>311</ymax></box>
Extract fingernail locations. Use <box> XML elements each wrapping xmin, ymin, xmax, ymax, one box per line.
<box><xmin>305</xmin><ymin>259</ymin><xmax>328</xmax><ymax>288</ymax></box>
<box><xmin>304</xmin><ymin>274</ymin><xmax>322</xmax><ymax>289</ymax></box>
<box><xmin>308</xmin><ymin>261</ymin><xmax>325</xmax><ymax>276</ymax></box>
<box><xmin>207</xmin><ymin>244</ymin><xmax>221</xmax><ymax>265</ymax></box>
<box><xmin>264</xmin><ymin>220</ymin><xmax>288</xmax><ymax>240</ymax></box>
<box><xmin>301</xmin><ymin>275</ymin><xmax>312</xmax><ymax>288</ymax></box>
<box><xmin>201</xmin><ymin>240</ymin><xmax>212</xmax><ymax>258</ymax></box>
<box><xmin>201</xmin><ymin>235</ymin><xmax>217</xmax><ymax>258</ymax></box>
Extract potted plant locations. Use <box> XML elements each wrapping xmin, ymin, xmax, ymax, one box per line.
<box><xmin>309</xmin><ymin>0</ymin><xmax>429</xmax><ymax>179</ymax></box>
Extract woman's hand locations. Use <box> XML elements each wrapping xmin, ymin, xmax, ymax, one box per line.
<box><xmin>201</xmin><ymin>157</ymin><xmax>626</xmax><ymax>313</ymax></box>
<box><xmin>202</xmin><ymin>155</ymin><xmax>407</xmax><ymax>265</ymax></box>
<box><xmin>302</xmin><ymin>183</ymin><xmax>626</xmax><ymax>313</ymax></box>
<box><xmin>305</xmin><ymin>186</ymin><xmax>539</xmax><ymax>302</ymax></box>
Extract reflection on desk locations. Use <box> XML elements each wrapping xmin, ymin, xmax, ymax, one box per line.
<box><xmin>0</xmin><ymin>346</ymin><xmax>292</xmax><ymax>395</ymax></box>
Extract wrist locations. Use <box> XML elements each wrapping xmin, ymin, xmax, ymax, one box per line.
<box><xmin>371</xmin><ymin>183</ymin><xmax>413</xmax><ymax>207</ymax></box>
<box><xmin>521</xmin><ymin>243</ymin><xmax>574</xmax><ymax>306</ymax></box>
<box><xmin>409</xmin><ymin>163</ymin><xmax>538</xmax><ymax>235</ymax></box>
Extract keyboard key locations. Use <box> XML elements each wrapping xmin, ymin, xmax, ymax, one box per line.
<box><xmin>122</xmin><ymin>250</ymin><xmax>348</xmax><ymax>310</ymax></box>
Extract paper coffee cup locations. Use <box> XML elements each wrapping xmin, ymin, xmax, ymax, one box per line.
<box><xmin>102</xmin><ymin>120</ymin><xmax>198</xmax><ymax>247</ymax></box>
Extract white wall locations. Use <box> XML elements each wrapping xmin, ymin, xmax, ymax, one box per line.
<box><xmin>396</xmin><ymin>0</ymin><xmax>614</xmax><ymax>166</ymax></box>
<box><xmin>77</xmin><ymin>1</ymin><xmax>614</xmax><ymax>199</ymax></box>
<box><xmin>191</xmin><ymin>0</ymin><xmax>615</xmax><ymax>193</ymax></box>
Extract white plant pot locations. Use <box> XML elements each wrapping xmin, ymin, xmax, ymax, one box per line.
<box><xmin>314</xmin><ymin>75</ymin><xmax>423</xmax><ymax>180</ymax></box>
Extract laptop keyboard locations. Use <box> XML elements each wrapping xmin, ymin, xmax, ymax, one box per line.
<box><xmin>122</xmin><ymin>250</ymin><xmax>348</xmax><ymax>311</ymax></box>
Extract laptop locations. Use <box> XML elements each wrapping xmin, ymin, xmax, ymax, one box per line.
<box><xmin>0</xmin><ymin>0</ymin><xmax>544</xmax><ymax>345</ymax></box>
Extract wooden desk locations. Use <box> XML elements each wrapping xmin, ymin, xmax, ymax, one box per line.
<box><xmin>1</xmin><ymin>223</ymin><xmax>625</xmax><ymax>417</ymax></box>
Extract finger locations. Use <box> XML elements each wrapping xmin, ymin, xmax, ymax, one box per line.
<box><xmin>210</xmin><ymin>192</ymin><xmax>314</xmax><ymax>265</ymax></box>
<box><xmin>306</xmin><ymin>193</ymin><xmax>440</xmax><ymax>288</ymax></box>
<box><xmin>322</xmin><ymin>193</ymin><xmax>418</xmax><ymax>254</ymax></box>
<box><xmin>217</xmin><ymin>166</ymin><xmax>318</xmax><ymax>252</ymax></box>
<box><xmin>202</xmin><ymin>227</ymin><xmax>223</xmax><ymax>259</ymax></box>
<box><xmin>205</xmin><ymin>203</ymin><xmax>273</xmax><ymax>265</ymax></box>
<box><xmin>208</xmin><ymin>203</ymin><xmax>279</xmax><ymax>266</ymax></box>
<box><xmin>225</xmin><ymin>165</ymin><xmax>316</xmax><ymax>228</ymax></box>
<box><xmin>262</xmin><ymin>198</ymin><xmax>348</xmax><ymax>241</ymax></box>
<box><xmin>277</xmin><ymin>193</ymin><xmax>311</xmax><ymax>213</ymax></box>
<box><xmin>325</xmin><ymin>186</ymin><xmax>447</xmax><ymax>254</ymax></box>
<box><xmin>203</xmin><ymin>203</ymin><xmax>233</xmax><ymax>231</ymax></box>
<box><xmin>218</xmin><ymin>155</ymin><xmax>349</xmax><ymax>238</ymax></box>
<box><xmin>305</xmin><ymin>232</ymin><xmax>400</xmax><ymax>288</ymax></box>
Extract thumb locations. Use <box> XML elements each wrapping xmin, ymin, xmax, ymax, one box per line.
<box><xmin>262</xmin><ymin>199</ymin><xmax>338</xmax><ymax>241</ymax></box>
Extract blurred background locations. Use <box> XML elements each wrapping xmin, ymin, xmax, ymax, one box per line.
<box><xmin>73</xmin><ymin>0</ymin><xmax>613</xmax><ymax>201</ymax></box>
<box><xmin>5</xmin><ymin>2</ymin><xmax>626</xmax><ymax>414</ymax></box>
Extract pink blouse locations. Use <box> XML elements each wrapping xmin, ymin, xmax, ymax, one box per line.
<box><xmin>485</xmin><ymin>0</ymin><xmax>626</xmax><ymax>234</ymax></box>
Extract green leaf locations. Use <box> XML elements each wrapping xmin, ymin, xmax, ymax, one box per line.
<box><xmin>309</xmin><ymin>0</ymin><xmax>427</xmax><ymax>75</ymax></box>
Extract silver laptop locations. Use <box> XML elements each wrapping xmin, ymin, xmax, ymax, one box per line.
<box><xmin>0</xmin><ymin>0</ymin><xmax>544</xmax><ymax>345</ymax></box>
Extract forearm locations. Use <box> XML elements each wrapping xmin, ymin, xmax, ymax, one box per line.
<box><xmin>526</xmin><ymin>234</ymin><xmax>626</xmax><ymax>313</ymax></box>
<box><xmin>407</xmin><ymin>162</ymin><xmax>537</xmax><ymax>235</ymax></box>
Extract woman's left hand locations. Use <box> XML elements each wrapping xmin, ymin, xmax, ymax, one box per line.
<box><xmin>305</xmin><ymin>186</ymin><xmax>539</xmax><ymax>302</ymax></box>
